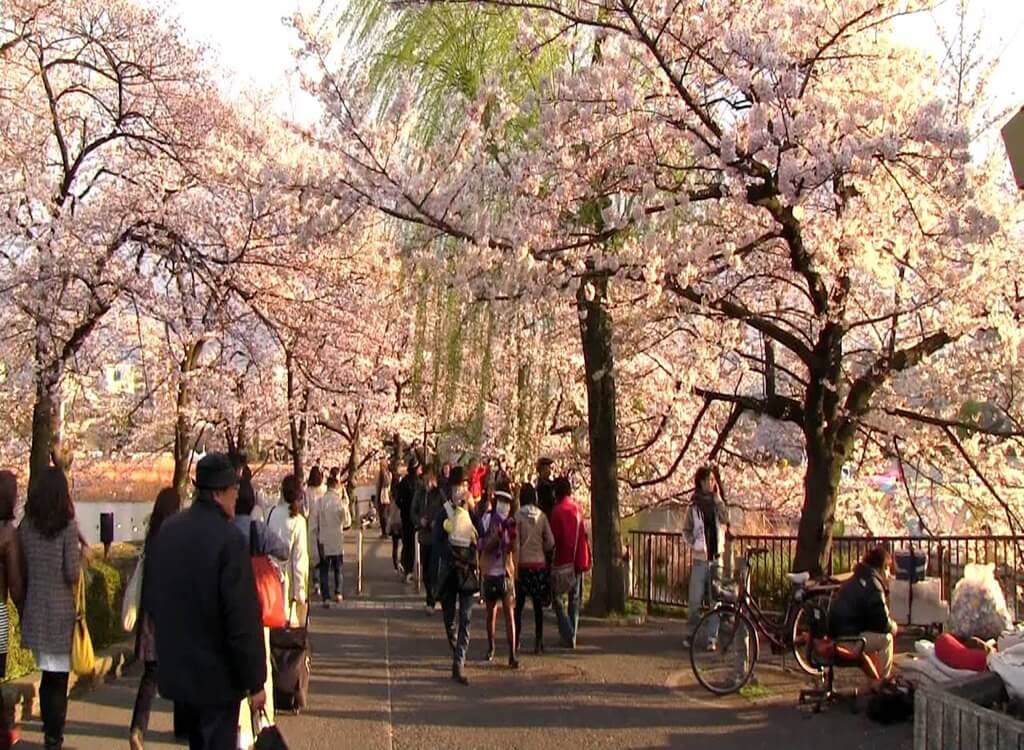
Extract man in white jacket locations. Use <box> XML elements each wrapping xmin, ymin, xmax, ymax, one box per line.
<box><xmin>310</xmin><ymin>474</ymin><xmax>353</xmax><ymax>607</ymax></box>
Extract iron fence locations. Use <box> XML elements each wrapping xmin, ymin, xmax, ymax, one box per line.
<box><xmin>628</xmin><ymin>530</ymin><xmax>1024</xmax><ymax>622</ymax></box>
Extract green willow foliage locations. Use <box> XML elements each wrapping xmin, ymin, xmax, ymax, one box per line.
<box><xmin>331</xmin><ymin>0</ymin><xmax>569</xmax><ymax>467</ymax></box>
<box><xmin>337</xmin><ymin>0</ymin><xmax>562</xmax><ymax>145</ymax></box>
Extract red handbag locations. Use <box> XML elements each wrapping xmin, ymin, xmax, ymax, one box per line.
<box><xmin>251</xmin><ymin>521</ymin><xmax>287</xmax><ymax>628</ymax></box>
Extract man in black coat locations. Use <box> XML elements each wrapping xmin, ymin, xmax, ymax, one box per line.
<box><xmin>396</xmin><ymin>460</ymin><xmax>420</xmax><ymax>581</ymax></box>
<box><xmin>535</xmin><ymin>457</ymin><xmax>556</xmax><ymax>518</ymax></box>
<box><xmin>828</xmin><ymin>546</ymin><xmax>897</xmax><ymax>678</ymax></box>
<box><xmin>146</xmin><ymin>453</ymin><xmax>267</xmax><ymax>749</ymax></box>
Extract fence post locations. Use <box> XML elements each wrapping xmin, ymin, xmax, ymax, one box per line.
<box><xmin>723</xmin><ymin>533</ymin><xmax>733</xmax><ymax>580</ymax></box>
<box><xmin>357</xmin><ymin>530</ymin><xmax>364</xmax><ymax>596</ymax></box>
<box><xmin>645</xmin><ymin>537</ymin><xmax>654</xmax><ymax>608</ymax></box>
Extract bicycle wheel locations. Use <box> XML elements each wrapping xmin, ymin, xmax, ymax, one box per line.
<box><xmin>791</xmin><ymin>592</ymin><xmax>831</xmax><ymax>676</ymax></box>
<box><xmin>690</xmin><ymin>607</ymin><xmax>759</xmax><ymax>695</ymax></box>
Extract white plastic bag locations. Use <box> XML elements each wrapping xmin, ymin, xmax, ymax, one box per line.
<box><xmin>948</xmin><ymin>563</ymin><xmax>1013</xmax><ymax>641</ymax></box>
<box><xmin>120</xmin><ymin>555</ymin><xmax>144</xmax><ymax>632</ymax></box>
<box><xmin>989</xmin><ymin>646</ymin><xmax>1024</xmax><ymax>702</ymax></box>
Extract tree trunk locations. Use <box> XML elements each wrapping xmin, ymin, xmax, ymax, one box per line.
<box><xmin>792</xmin><ymin>434</ymin><xmax>845</xmax><ymax>575</ymax></box>
<box><xmin>576</xmin><ymin>272</ymin><xmax>626</xmax><ymax>616</ymax></box>
<box><xmin>172</xmin><ymin>340</ymin><xmax>205</xmax><ymax>505</ymax></box>
<box><xmin>29</xmin><ymin>374</ymin><xmax>62</xmax><ymax>494</ymax></box>
<box><xmin>344</xmin><ymin>414</ymin><xmax>361</xmax><ymax>498</ymax></box>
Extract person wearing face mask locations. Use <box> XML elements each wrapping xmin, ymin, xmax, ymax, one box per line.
<box><xmin>479</xmin><ymin>484</ymin><xmax>518</xmax><ymax>668</ymax></box>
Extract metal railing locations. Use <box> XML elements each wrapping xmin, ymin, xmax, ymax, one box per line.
<box><xmin>628</xmin><ymin>530</ymin><xmax>1024</xmax><ymax>621</ymax></box>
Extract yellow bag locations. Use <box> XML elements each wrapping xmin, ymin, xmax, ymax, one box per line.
<box><xmin>71</xmin><ymin>574</ymin><xmax>96</xmax><ymax>677</ymax></box>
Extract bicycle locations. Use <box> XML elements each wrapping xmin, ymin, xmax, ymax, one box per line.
<box><xmin>688</xmin><ymin>547</ymin><xmax>844</xmax><ymax>695</ymax></box>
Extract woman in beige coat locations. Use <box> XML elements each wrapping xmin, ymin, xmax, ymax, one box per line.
<box><xmin>513</xmin><ymin>483</ymin><xmax>555</xmax><ymax>656</ymax></box>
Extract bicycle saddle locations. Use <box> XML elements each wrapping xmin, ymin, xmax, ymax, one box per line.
<box><xmin>787</xmin><ymin>571</ymin><xmax>811</xmax><ymax>586</ymax></box>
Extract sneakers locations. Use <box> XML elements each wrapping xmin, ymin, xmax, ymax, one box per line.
<box><xmin>452</xmin><ymin>666</ymin><xmax>469</xmax><ymax>686</ymax></box>
<box><xmin>322</xmin><ymin>600</ymin><xmax>330</xmax><ymax>610</ymax></box>
<box><xmin>335</xmin><ymin>594</ymin><xmax>344</xmax><ymax>603</ymax></box>
<box><xmin>424</xmin><ymin>605</ymin><xmax>434</xmax><ymax>616</ymax></box>
<box><xmin>509</xmin><ymin>654</ymin><xmax>520</xmax><ymax>669</ymax></box>
<box><xmin>485</xmin><ymin>644</ymin><xmax>495</xmax><ymax>662</ymax></box>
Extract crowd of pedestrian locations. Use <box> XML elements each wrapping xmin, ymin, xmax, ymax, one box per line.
<box><xmin>0</xmin><ymin>448</ymin><xmax>592</xmax><ymax>747</ymax></box>
<box><xmin>375</xmin><ymin>453</ymin><xmax>593</xmax><ymax>686</ymax></box>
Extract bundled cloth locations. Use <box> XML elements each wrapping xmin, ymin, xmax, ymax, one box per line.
<box><xmin>947</xmin><ymin>563</ymin><xmax>1013</xmax><ymax>641</ymax></box>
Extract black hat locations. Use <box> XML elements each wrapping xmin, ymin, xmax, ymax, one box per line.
<box><xmin>195</xmin><ymin>453</ymin><xmax>239</xmax><ymax>491</ymax></box>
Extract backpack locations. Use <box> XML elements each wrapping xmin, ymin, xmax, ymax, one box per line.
<box><xmin>866</xmin><ymin>676</ymin><xmax>915</xmax><ymax>724</ymax></box>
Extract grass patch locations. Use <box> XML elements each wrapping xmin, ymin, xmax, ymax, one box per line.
<box><xmin>647</xmin><ymin>603</ymin><xmax>688</xmax><ymax>620</ymax></box>
<box><xmin>739</xmin><ymin>683</ymin><xmax>774</xmax><ymax>700</ymax></box>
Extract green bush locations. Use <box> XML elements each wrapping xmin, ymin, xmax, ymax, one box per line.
<box><xmin>5</xmin><ymin>601</ymin><xmax>35</xmax><ymax>681</ymax></box>
<box><xmin>1</xmin><ymin>560</ymin><xmax>128</xmax><ymax>683</ymax></box>
<box><xmin>85</xmin><ymin>560</ymin><xmax>124</xmax><ymax>650</ymax></box>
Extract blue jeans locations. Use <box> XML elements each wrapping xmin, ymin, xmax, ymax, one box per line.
<box><xmin>319</xmin><ymin>554</ymin><xmax>343</xmax><ymax>601</ymax></box>
<box><xmin>687</xmin><ymin>558</ymin><xmax>720</xmax><ymax>641</ymax></box>
<box><xmin>552</xmin><ymin>574</ymin><xmax>582</xmax><ymax>646</ymax></box>
<box><xmin>441</xmin><ymin>584</ymin><xmax>475</xmax><ymax>671</ymax></box>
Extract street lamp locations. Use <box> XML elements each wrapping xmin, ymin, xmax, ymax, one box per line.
<box><xmin>1003</xmin><ymin>106</ymin><xmax>1024</xmax><ymax>190</ymax></box>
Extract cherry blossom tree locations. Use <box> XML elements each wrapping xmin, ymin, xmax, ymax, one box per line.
<box><xmin>296</xmin><ymin>0</ymin><xmax>1019</xmax><ymax>596</ymax></box>
<box><xmin>0</xmin><ymin>0</ymin><xmax>221</xmax><ymax>491</ymax></box>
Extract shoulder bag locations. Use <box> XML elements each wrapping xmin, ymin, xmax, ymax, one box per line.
<box><xmin>72</xmin><ymin>573</ymin><xmax>96</xmax><ymax>677</ymax></box>
<box><xmin>251</xmin><ymin>520</ymin><xmax>287</xmax><ymax>629</ymax></box>
<box><xmin>121</xmin><ymin>552</ymin><xmax>144</xmax><ymax>632</ymax></box>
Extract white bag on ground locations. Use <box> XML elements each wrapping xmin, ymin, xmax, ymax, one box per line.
<box><xmin>989</xmin><ymin>644</ymin><xmax>1024</xmax><ymax>702</ymax></box>
<box><xmin>947</xmin><ymin>563</ymin><xmax>1013</xmax><ymax>641</ymax></box>
<box><xmin>121</xmin><ymin>554</ymin><xmax>144</xmax><ymax>632</ymax></box>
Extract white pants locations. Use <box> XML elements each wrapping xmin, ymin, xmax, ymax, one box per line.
<box><xmin>860</xmin><ymin>631</ymin><xmax>894</xmax><ymax>678</ymax></box>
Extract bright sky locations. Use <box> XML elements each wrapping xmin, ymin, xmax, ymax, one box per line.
<box><xmin>157</xmin><ymin>0</ymin><xmax>1024</xmax><ymax>127</ymax></box>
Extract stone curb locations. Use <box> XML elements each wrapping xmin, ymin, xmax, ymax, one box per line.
<box><xmin>579</xmin><ymin>614</ymin><xmax>647</xmax><ymax>627</ymax></box>
<box><xmin>2</xmin><ymin>640</ymin><xmax>137</xmax><ymax>724</ymax></box>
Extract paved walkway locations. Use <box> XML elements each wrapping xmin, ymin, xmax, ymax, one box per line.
<box><xmin>19</xmin><ymin>536</ymin><xmax>913</xmax><ymax>749</ymax></box>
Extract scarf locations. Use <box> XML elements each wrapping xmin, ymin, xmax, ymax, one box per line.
<box><xmin>694</xmin><ymin>489</ymin><xmax>720</xmax><ymax>560</ymax></box>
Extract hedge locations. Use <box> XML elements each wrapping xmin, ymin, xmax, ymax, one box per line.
<box><xmin>4</xmin><ymin>559</ymin><xmax>127</xmax><ymax>682</ymax></box>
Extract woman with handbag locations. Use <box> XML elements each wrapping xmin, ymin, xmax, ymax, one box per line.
<box><xmin>16</xmin><ymin>467</ymin><xmax>85</xmax><ymax>750</ymax></box>
<box><xmin>234</xmin><ymin>477</ymin><xmax>289</xmax><ymax>749</ymax></box>
<box><xmin>128</xmin><ymin>486</ymin><xmax>181</xmax><ymax>749</ymax></box>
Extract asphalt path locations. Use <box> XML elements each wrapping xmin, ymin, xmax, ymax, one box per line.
<box><xmin>16</xmin><ymin>536</ymin><xmax>913</xmax><ymax>749</ymax></box>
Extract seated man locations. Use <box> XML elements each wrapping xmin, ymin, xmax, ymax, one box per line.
<box><xmin>828</xmin><ymin>546</ymin><xmax>897</xmax><ymax>678</ymax></box>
